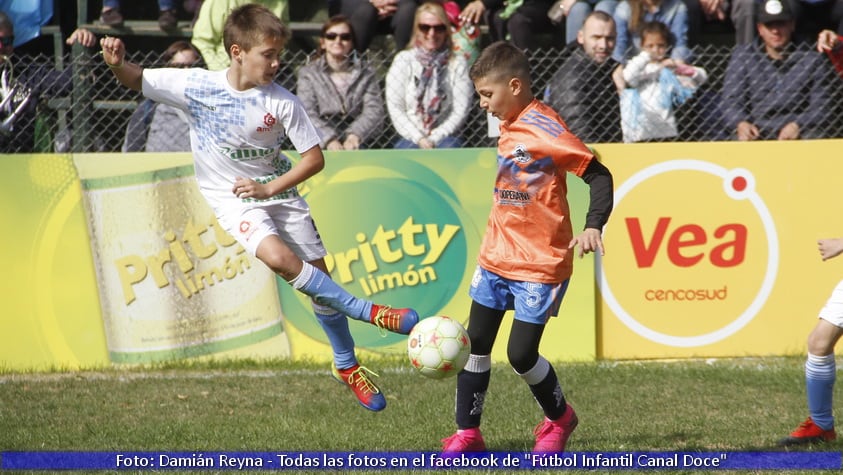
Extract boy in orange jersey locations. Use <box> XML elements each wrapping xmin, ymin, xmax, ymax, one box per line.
<box><xmin>441</xmin><ymin>41</ymin><xmax>614</xmax><ymax>453</ymax></box>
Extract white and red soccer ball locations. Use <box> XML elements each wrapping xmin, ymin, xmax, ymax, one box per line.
<box><xmin>407</xmin><ymin>316</ymin><xmax>471</xmax><ymax>379</ymax></box>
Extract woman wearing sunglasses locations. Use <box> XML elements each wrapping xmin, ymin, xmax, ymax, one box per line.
<box><xmin>385</xmin><ymin>2</ymin><xmax>473</xmax><ymax>149</ymax></box>
<box><xmin>296</xmin><ymin>15</ymin><xmax>385</xmax><ymax>150</ymax></box>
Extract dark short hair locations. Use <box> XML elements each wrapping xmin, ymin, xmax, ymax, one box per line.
<box><xmin>639</xmin><ymin>20</ymin><xmax>673</xmax><ymax>46</ymax></box>
<box><xmin>469</xmin><ymin>41</ymin><xmax>531</xmax><ymax>86</ymax></box>
<box><xmin>586</xmin><ymin>10</ymin><xmax>614</xmax><ymax>25</ymax></box>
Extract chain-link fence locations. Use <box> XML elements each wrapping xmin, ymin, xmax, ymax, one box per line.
<box><xmin>1</xmin><ymin>42</ymin><xmax>841</xmax><ymax>154</ymax></box>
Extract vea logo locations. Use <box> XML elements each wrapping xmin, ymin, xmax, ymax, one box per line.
<box><xmin>598</xmin><ymin>160</ymin><xmax>779</xmax><ymax>347</ymax></box>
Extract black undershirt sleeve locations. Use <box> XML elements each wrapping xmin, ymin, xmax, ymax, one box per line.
<box><xmin>579</xmin><ymin>158</ymin><xmax>614</xmax><ymax>230</ymax></box>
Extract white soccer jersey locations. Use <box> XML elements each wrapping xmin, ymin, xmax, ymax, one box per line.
<box><xmin>142</xmin><ymin>68</ymin><xmax>321</xmax><ymax>210</ymax></box>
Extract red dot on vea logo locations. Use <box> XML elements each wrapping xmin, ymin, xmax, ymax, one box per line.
<box><xmin>731</xmin><ymin>176</ymin><xmax>747</xmax><ymax>192</ymax></box>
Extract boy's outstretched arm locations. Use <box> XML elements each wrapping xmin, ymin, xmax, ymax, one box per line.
<box><xmin>100</xmin><ymin>37</ymin><xmax>143</xmax><ymax>91</ymax></box>
<box><xmin>569</xmin><ymin>159</ymin><xmax>614</xmax><ymax>258</ymax></box>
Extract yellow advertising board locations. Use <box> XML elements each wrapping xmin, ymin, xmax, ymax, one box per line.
<box><xmin>9</xmin><ymin>139</ymin><xmax>834</xmax><ymax>369</ymax></box>
<box><xmin>596</xmin><ymin>140</ymin><xmax>840</xmax><ymax>358</ymax></box>
<box><xmin>1</xmin><ymin>149</ymin><xmax>596</xmax><ymax>371</ymax></box>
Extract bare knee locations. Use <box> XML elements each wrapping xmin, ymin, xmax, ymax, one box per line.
<box><xmin>807</xmin><ymin>320</ymin><xmax>843</xmax><ymax>355</ymax></box>
<box><xmin>256</xmin><ymin>238</ymin><xmax>302</xmax><ymax>281</ymax></box>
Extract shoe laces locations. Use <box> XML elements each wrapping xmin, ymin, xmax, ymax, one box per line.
<box><xmin>534</xmin><ymin>419</ymin><xmax>560</xmax><ymax>438</ymax></box>
<box><xmin>372</xmin><ymin>305</ymin><xmax>398</xmax><ymax>336</ymax></box>
<box><xmin>344</xmin><ymin>366</ymin><xmax>381</xmax><ymax>395</ymax></box>
<box><xmin>795</xmin><ymin>418</ymin><xmax>818</xmax><ymax>433</ymax></box>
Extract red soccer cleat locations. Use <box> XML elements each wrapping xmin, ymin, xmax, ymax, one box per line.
<box><xmin>533</xmin><ymin>404</ymin><xmax>579</xmax><ymax>452</ymax></box>
<box><xmin>778</xmin><ymin>417</ymin><xmax>837</xmax><ymax>446</ymax></box>
<box><xmin>331</xmin><ymin>364</ymin><xmax>386</xmax><ymax>412</ymax></box>
<box><xmin>441</xmin><ymin>427</ymin><xmax>486</xmax><ymax>453</ymax></box>
<box><xmin>369</xmin><ymin>304</ymin><xmax>419</xmax><ymax>335</ymax></box>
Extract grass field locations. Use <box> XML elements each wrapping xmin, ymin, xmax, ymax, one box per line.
<box><xmin>0</xmin><ymin>355</ymin><xmax>840</xmax><ymax>474</ymax></box>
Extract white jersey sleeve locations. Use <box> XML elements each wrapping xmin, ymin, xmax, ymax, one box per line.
<box><xmin>142</xmin><ymin>68</ymin><xmax>191</xmax><ymax>110</ymax></box>
<box><xmin>278</xmin><ymin>94</ymin><xmax>321</xmax><ymax>154</ymax></box>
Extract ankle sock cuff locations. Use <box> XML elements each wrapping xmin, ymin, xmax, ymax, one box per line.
<box><xmin>288</xmin><ymin>262</ymin><xmax>314</xmax><ymax>289</ymax></box>
<box><xmin>464</xmin><ymin>354</ymin><xmax>491</xmax><ymax>373</ymax></box>
<box><xmin>517</xmin><ymin>356</ymin><xmax>550</xmax><ymax>385</ymax></box>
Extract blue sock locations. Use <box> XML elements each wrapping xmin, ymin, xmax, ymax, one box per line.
<box><xmin>313</xmin><ymin>303</ymin><xmax>357</xmax><ymax>370</ymax></box>
<box><xmin>806</xmin><ymin>353</ymin><xmax>836</xmax><ymax>430</ymax></box>
<box><xmin>289</xmin><ymin>262</ymin><xmax>371</xmax><ymax>322</ymax></box>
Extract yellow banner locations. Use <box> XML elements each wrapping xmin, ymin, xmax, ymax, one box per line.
<box><xmin>8</xmin><ymin>141</ymin><xmax>839</xmax><ymax>369</ymax></box>
<box><xmin>1</xmin><ymin>149</ymin><xmax>596</xmax><ymax>370</ymax></box>
<box><xmin>597</xmin><ymin>140</ymin><xmax>840</xmax><ymax>358</ymax></box>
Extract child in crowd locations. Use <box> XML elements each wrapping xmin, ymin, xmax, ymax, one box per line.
<box><xmin>441</xmin><ymin>40</ymin><xmax>614</xmax><ymax>453</ymax></box>
<box><xmin>620</xmin><ymin>20</ymin><xmax>707</xmax><ymax>143</ymax></box>
<box><xmin>100</xmin><ymin>4</ymin><xmax>418</xmax><ymax>412</ymax></box>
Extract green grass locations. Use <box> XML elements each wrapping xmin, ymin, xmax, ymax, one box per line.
<box><xmin>0</xmin><ymin>356</ymin><xmax>840</xmax><ymax>474</ymax></box>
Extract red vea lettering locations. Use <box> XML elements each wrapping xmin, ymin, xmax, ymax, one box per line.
<box><xmin>626</xmin><ymin>218</ymin><xmax>747</xmax><ymax>268</ymax></box>
<box><xmin>710</xmin><ymin>223</ymin><xmax>747</xmax><ymax>267</ymax></box>
<box><xmin>668</xmin><ymin>224</ymin><xmax>706</xmax><ymax>267</ymax></box>
<box><xmin>626</xmin><ymin>217</ymin><xmax>671</xmax><ymax>268</ymax></box>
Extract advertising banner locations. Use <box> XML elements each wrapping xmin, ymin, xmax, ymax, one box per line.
<box><xmin>597</xmin><ymin>141</ymin><xmax>841</xmax><ymax>358</ymax></box>
<box><xmin>2</xmin><ymin>149</ymin><xmax>596</xmax><ymax>370</ymax></box>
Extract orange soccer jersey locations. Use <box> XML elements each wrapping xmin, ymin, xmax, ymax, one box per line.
<box><xmin>477</xmin><ymin>99</ymin><xmax>594</xmax><ymax>284</ymax></box>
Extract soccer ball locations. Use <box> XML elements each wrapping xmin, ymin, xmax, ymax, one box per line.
<box><xmin>407</xmin><ymin>316</ymin><xmax>471</xmax><ymax>379</ymax></box>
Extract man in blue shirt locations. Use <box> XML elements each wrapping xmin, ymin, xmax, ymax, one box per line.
<box><xmin>721</xmin><ymin>0</ymin><xmax>838</xmax><ymax>140</ymax></box>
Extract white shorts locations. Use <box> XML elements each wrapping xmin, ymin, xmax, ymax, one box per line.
<box><xmin>818</xmin><ymin>280</ymin><xmax>843</xmax><ymax>328</ymax></box>
<box><xmin>216</xmin><ymin>197</ymin><xmax>327</xmax><ymax>261</ymax></box>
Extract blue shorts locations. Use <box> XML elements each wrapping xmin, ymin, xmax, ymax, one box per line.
<box><xmin>468</xmin><ymin>266</ymin><xmax>570</xmax><ymax>325</ymax></box>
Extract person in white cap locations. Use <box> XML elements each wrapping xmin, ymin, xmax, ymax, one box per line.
<box><xmin>731</xmin><ymin>0</ymin><xmax>843</xmax><ymax>45</ymax></box>
<box><xmin>720</xmin><ymin>0</ymin><xmax>838</xmax><ymax>140</ymax></box>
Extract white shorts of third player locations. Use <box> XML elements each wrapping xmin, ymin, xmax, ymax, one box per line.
<box><xmin>818</xmin><ymin>280</ymin><xmax>843</xmax><ymax>328</ymax></box>
<box><xmin>216</xmin><ymin>197</ymin><xmax>327</xmax><ymax>261</ymax></box>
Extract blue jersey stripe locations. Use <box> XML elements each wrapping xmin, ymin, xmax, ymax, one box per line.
<box><xmin>522</xmin><ymin>110</ymin><xmax>566</xmax><ymax>137</ymax></box>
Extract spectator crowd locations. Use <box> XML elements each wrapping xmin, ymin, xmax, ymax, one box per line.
<box><xmin>1</xmin><ymin>0</ymin><xmax>842</xmax><ymax>153</ymax></box>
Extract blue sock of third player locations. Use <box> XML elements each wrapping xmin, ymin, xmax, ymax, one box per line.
<box><xmin>312</xmin><ymin>303</ymin><xmax>357</xmax><ymax>370</ymax></box>
<box><xmin>806</xmin><ymin>353</ymin><xmax>836</xmax><ymax>430</ymax></box>
<box><xmin>289</xmin><ymin>262</ymin><xmax>372</xmax><ymax>322</ymax></box>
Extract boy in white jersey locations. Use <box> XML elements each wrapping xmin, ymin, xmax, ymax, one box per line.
<box><xmin>99</xmin><ymin>3</ymin><xmax>419</xmax><ymax>412</ymax></box>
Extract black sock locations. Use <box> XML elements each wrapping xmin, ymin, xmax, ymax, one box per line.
<box><xmin>529</xmin><ymin>364</ymin><xmax>566</xmax><ymax>421</ymax></box>
<box><xmin>455</xmin><ymin>368</ymin><xmax>490</xmax><ymax>429</ymax></box>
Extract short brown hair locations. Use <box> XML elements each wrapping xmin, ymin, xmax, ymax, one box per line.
<box><xmin>469</xmin><ymin>41</ymin><xmax>531</xmax><ymax>86</ymax></box>
<box><xmin>223</xmin><ymin>4</ymin><xmax>290</xmax><ymax>56</ymax></box>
